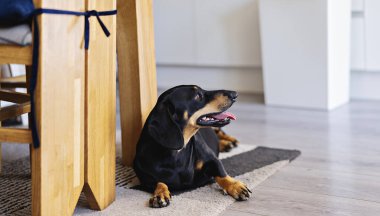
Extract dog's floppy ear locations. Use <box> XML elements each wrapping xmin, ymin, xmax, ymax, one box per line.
<box><xmin>148</xmin><ymin>104</ymin><xmax>184</xmax><ymax>150</ymax></box>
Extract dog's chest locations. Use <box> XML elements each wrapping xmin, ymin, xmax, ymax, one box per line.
<box><xmin>171</xmin><ymin>143</ymin><xmax>199</xmax><ymax>182</ymax></box>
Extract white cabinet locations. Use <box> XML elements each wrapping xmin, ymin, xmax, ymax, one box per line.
<box><xmin>153</xmin><ymin>0</ymin><xmax>261</xmax><ymax>67</ymax></box>
<box><xmin>260</xmin><ymin>0</ymin><xmax>351</xmax><ymax>110</ymax></box>
<box><xmin>350</xmin><ymin>0</ymin><xmax>380</xmax><ymax>72</ymax></box>
<box><xmin>364</xmin><ymin>0</ymin><xmax>380</xmax><ymax>71</ymax></box>
<box><xmin>351</xmin><ymin>13</ymin><xmax>365</xmax><ymax>70</ymax></box>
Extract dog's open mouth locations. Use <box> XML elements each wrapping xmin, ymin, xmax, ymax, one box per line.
<box><xmin>197</xmin><ymin>111</ymin><xmax>236</xmax><ymax>127</ymax></box>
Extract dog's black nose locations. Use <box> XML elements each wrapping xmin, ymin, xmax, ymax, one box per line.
<box><xmin>225</xmin><ymin>91</ymin><xmax>238</xmax><ymax>101</ymax></box>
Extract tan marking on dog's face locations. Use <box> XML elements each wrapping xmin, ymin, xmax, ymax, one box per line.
<box><xmin>182</xmin><ymin>93</ymin><xmax>230</xmax><ymax>146</ymax></box>
<box><xmin>195</xmin><ymin>160</ymin><xmax>204</xmax><ymax>170</ymax></box>
<box><xmin>188</xmin><ymin>94</ymin><xmax>230</xmax><ymax>127</ymax></box>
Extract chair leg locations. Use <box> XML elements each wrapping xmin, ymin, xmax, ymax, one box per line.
<box><xmin>30</xmin><ymin>0</ymin><xmax>85</xmax><ymax>213</ymax></box>
<box><xmin>117</xmin><ymin>0</ymin><xmax>158</xmax><ymax>166</ymax></box>
<box><xmin>83</xmin><ymin>0</ymin><xmax>116</xmax><ymax>210</ymax></box>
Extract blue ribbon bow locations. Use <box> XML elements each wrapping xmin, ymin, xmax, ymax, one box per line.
<box><xmin>30</xmin><ymin>8</ymin><xmax>117</xmax><ymax>148</ymax></box>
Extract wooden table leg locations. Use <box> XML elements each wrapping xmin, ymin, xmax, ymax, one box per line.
<box><xmin>31</xmin><ymin>1</ymin><xmax>85</xmax><ymax>215</ymax></box>
<box><xmin>83</xmin><ymin>0</ymin><xmax>117</xmax><ymax>210</ymax></box>
<box><xmin>117</xmin><ymin>0</ymin><xmax>158</xmax><ymax>166</ymax></box>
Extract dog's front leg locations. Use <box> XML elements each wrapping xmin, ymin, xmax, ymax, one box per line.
<box><xmin>215</xmin><ymin>175</ymin><xmax>252</xmax><ymax>201</ymax></box>
<box><xmin>205</xmin><ymin>159</ymin><xmax>252</xmax><ymax>201</ymax></box>
<box><xmin>149</xmin><ymin>182</ymin><xmax>172</xmax><ymax>208</ymax></box>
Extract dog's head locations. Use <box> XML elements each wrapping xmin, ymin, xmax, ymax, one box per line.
<box><xmin>147</xmin><ymin>85</ymin><xmax>238</xmax><ymax>150</ymax></box>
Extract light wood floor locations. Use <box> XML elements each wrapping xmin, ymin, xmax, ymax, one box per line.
<box><xmin>2</xmin><ymin>94</ymin><xmax>380</xmax><ymax>215</ymax></box>
<box><xmin>221</xmin><ymin>95</ymin><xmax>380</xmax><ymax>216</ymax></box>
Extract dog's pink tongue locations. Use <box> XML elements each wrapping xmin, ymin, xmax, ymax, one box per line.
<box><xmin>212</xmin><ymin>112</ymin><xmax>236</xmax><ymax>120</ymax></box>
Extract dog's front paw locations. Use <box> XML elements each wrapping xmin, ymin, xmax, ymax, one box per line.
<box><xmin>149</xmin><ymin>182</ymin><xmax>172</xmax><ymax>208</ymax></box>
<box><xmin>216</xmin><ymin>176</ymin><xmax>252</xmax><ymax>201</ymax></box>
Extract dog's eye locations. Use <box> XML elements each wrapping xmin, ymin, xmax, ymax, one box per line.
<box><xmin>194</xmin><ymin>92</ymin><xmax>202</xmax><ymax>101</ymax></box>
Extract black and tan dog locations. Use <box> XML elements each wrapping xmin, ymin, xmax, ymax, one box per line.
<box><xmin>133</xmin><ymin>85</ymin><xmax>251</xmax><ymax>208</ymax></box>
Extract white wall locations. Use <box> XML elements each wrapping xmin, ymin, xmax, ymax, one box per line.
<box><xmin>154</xmin><ymin>0</ymin><xmax>263</xmax><ymax>93</ymax></box>
<box><xmin>154</xmin><ymin>0</ymin><xmax>380</xmax><ymax>100</ymax></box>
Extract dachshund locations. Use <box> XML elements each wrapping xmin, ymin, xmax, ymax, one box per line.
<box><xmin>133</xmin><ymin>85</ymin><xmax>251</xmax><ymax>208</ymax></box>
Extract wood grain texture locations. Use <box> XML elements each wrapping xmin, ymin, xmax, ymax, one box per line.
<box><xmin>31</xmin><ymin>0</ymin><xmax>85</xmax><ymax>215</ymax></box>
<box><xmin>0</xmin><ymin>90</ymin><xmax>30</xmax><ymax>103</ymax></box>
<box><xmin>0</xmin><ymin>75</ymin><xmax>27</xmax><ymax>88</ymax></box>
<box><xmin>84</xmin><ymin>0</ymin><xmax>116</xmax><ymax>210</ymax></box>
<box><xmin>0</xmin><ymin>45</ymin><xmax>33</xmax><ymax>65</ymax></box>
<box><xmin>0</xmin><ymin>128</ymin><xmax>32</xmax><ymax>143</ymax></box>
<box><xmin>117</xmin><ymin>0</ymin><xmax>158</xmax><ymax>166</ymax></box>
<box><xmin>0</xmin><ymin>102</ymin><xmax>30</xmax><ymax>121</ymax></box>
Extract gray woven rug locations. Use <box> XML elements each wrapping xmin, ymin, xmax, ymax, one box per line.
<box><xmin>0</xmin><ymin>144</ymin><xmax>300</xmax><ymax>216</ymax></box>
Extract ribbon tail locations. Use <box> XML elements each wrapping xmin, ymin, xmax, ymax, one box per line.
<box><xmin>95</xmin><ymin>15</ymin><xmax>111</xmax><ymax>37</ymax></box>
<box><xmin>85</xmin><ymin>16</ymin><xmax>90</xmax><ymax>49</ymax></box>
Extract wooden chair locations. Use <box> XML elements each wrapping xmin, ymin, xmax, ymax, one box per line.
<box><xmin>0</xmin><ymin>0</ymin><xmax>117</xmax><ymax>215</ymax></box>
<box><xmin>0</xmin><ymin>0</ymin><xmax>158</xmax><ymax>215</ymax></box>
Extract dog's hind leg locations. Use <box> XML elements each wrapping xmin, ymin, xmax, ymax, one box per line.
<box><xmin>219</xmin><ymin>139</ymin><xmax>234</xmax><ymax>152</ymax></box>
<box><xmin>149</xmin><ymin>182</ymin><xmax>172</xmax><ymax>208</ymax></box>
<box><xmin>214</xmin><ymin>128</ymin><xmax>239</xmax><ymax>152</ymax></box>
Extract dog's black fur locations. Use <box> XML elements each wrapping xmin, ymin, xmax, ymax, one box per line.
<box><xmin>133</xmin><ymin>85</ymin><xmax>249</xmax><ymax>207</ymax></box>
